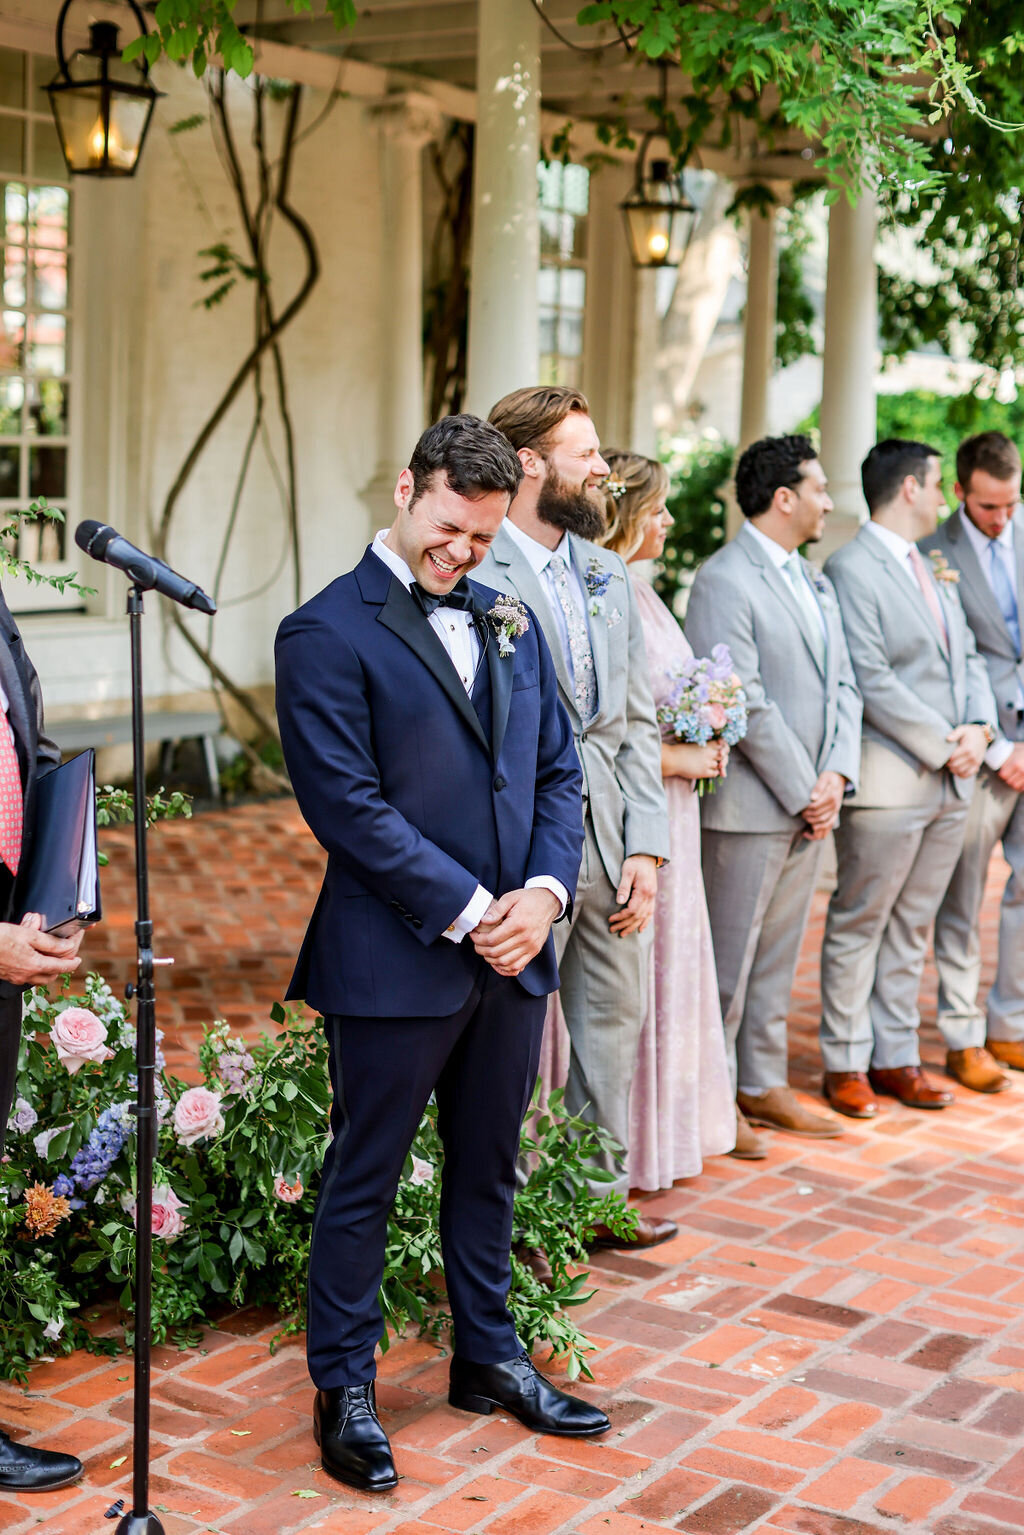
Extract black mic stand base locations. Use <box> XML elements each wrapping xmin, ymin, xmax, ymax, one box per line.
<box><xmin>116</xmin><ymin>1514</ymin><xmax>166</xmax><ymax>1535</ymax></box>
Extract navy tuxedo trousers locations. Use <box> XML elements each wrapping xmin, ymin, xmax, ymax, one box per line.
<box><xmin>308</xmin><ymin>964</ymin><xmax>545</xmax><ymax>1388</ymax></box>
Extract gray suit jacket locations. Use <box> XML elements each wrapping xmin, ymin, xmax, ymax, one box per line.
<box><xmin>685</xmin><ymin>521</ymin><xmax>862</xmax><ymax>834</ymax></box>
<box><xmin>476</xmin><ymin>526</ymin><xmax>668</xmax><ymax>884</ymax></box>
<box><xmin>920</xmin><ymin>509</ymin><xmax>1024</xmax><ymax>748</ymax></box>
<box><xmin>824</xmin><ymin>525</ymin><xmax>998</xmax><ymax>807</ymax></box>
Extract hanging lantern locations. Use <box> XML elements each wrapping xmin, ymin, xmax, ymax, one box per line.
<box><xmin>46</xmin><ymin>1</ymin><xmax>163</xmax><ymax>178</ymax></box>
<box><xmin>621</xmin><ymin>156</ymin><xmax>697</xmax><ymax>269</ymax></box>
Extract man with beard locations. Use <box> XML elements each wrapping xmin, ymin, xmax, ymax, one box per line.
<box><xmin>479</xmin><ymin>386</ymin><xmax>673</xmax><ymax>1248</ymax></box>
<box><xmin>686</xmin><ymin>435</ymin><xmax>861</xmax><ymax>1151</ymax></box>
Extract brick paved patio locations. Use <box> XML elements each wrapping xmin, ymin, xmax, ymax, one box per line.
<box><xmin>3</xmin><ymin>800</ymin><xmax>1024</xmax><ymax>1535</ymax></box>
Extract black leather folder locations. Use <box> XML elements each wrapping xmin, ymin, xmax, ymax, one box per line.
<box><xmin>17</xmin><ymin>749</ymin><xmax>101</xmax><ymax>936</ymax></box>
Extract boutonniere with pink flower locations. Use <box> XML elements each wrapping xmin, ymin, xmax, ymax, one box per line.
<box><xmin>929</xmin><ymin>550</ymin><xmax>960</xmax><ymax>587</ymax></box>
<box><xmin>487</xmin><ymin>594</ymin><xmax>530</xmax><ymax>657</ymax></box>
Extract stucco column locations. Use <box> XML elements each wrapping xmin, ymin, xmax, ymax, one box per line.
<box><xmin>727</xmin><ymin>203</ymin><xmax>778</xmax><ymax>538</ymax></box>
<box><xmin>362</xmin><ymin>95</ymin><xmax>442</xmax><ymax>531</ymax></box>
<box><xmin>628</xmin><ymin>268</ymin><xmax>659</xmax><ymax>458</ymax></box>
<box><xmin>818</xmin><ymin>187</ymin><xmax>878</xmax><ymax>558</ymax></box>
<box><xmin>465</xmin><ymin>0</ymin><xmax>540</xmax><ymax>417</ymax></box>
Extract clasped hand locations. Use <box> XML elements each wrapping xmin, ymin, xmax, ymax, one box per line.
<box><xmin>0</xmin><ymin>912</ymin><xmax>83</xmax><ymax>988</ymax></box>
<box><xmin>470</xmin><ymin>887</ymin><xmax>561</xmax><ymax>977</ymax></box>
<box><xmin>946</xmin><ymin>723</ymin><xmax>989</xmax><ymax>779</ymax></box>
<box><xmin>801</xmin><ymin>769</ymin><xmax>846</xmax><ymax>841</ymax></box>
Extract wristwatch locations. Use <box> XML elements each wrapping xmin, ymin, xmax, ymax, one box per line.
<box><xmin>975</xmin><ymin>722</ymin><xmax>996</xmax><ymax>746</ymax></box>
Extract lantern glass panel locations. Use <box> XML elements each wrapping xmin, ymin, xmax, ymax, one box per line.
<box><xmin>49</xmin><ymin>86</ymin><xmax>106</xmax><ymax>172</ymax></box>
<box><xmin>107</xmin><ymin>94</ymin><xmax>152</xmax><ymax>171</ymax></box>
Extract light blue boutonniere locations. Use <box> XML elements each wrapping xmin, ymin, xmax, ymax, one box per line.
<box><xmin>584</xmin><ymin>557</ymin><xmax>623</xmax><ymax>619</ymax></box>
<box><xmin>810</xmin><ymin>571</ymin><xmax>834</xmax><ymax>609</ymax></box>
<box><xmin>486</xmin><ymin>594</ymin><xmax>530</xmax><ymax>657</ymax></box>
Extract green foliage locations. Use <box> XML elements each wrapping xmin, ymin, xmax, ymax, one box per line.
<box><xmin>654</xmin><ymin>434</ymin><xmax>734</xmax><ymax>617</ymax></box>
<box><xmin>93</xmin><ymin>785</ymin><xmax>192</xmax><ymax>867</ymax></box>
<box><xmin>775</xmin><ymin>205</ymin><xmax>818</xmax><ymax>371</ymax></box>
<box><xmin>2</xmin><ymin>978</ymin><xmax>632</xmax><ymax>1384</ymax></box>
<box><xmin>124</xmin><ymin>0</ymin><xmax>356</xmax><ymax>80</ymax></box>
<box><xmin>2</xmin><ymin>501</ymin><xmax>96</xmax><ymax>602</ymax></box>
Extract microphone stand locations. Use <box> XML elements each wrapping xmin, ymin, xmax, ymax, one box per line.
<box><xmin>117</xmin><ymin>583</ymin><xmax>165</xmax><ymax>1535</ymax></box>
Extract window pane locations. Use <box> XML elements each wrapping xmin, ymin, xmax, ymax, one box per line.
<box><xmin>28</xmin><ymin>186</ymin><xmax>69</xmax><ymax>251</ymax></box>
<box><xmin>26</xmin><ymin>378</ymin><xmax>66</xmax><ymax>435</ymax></box>
<box><xmin>539</xmin><ymin>312</ymin><xmax>557</xmax><ymax>354</ymax></box>
<box><xmin>539</xmin><ymin>209</ymin><xmax>563</xmax><ymax>260</ymax></box>
<box><xmin>38</xmin><ymin>511</ymin><xmax>66</xmax><ymax>562</ymax></box>
<box><xmin>0</xmin><ymin>443</ymin><xmax>18</xmax><ymax>497</ymax></box>
<box><xmin>1</xmin><ymin>183</ymin><xmax>26</xmax><ymax>245</ymax></box>
<box><xmin>538</xmin><ymin>267</ymin><xmax>557</xmax><ymax>306</ymax></box>
<box><xmin>562</xmin><ymin>164</ymin><xmax>590</xmax><ymax>217</ymax></box>
<box><xmin>0</xmin><ymin>116</ymin><xmax>24</xmax><ymax>177</ymax></box>
<box><xmin>26</xmin><ymin>312</ymin><xmax>64</xmax><ymax>374</ymax></box>
<box><xmin>560</xmin><ymin>267</ymin><xmax>586</xmax><ymax>310</ymax></box>
<box><xmin>32</xmin><ymin>119</ymin><xmax>68</xmax><ymax>185</ymax></box>
<box><xmin>557</xmin><ymin>312</ymin><xmax>584</xmax><ymax>358</ymax></box>
<box><xmin>31</xmin><ymin>248</ymin><xmax>66</xmax><ymax>311</ymax></box>
<box><xmin>0</xmin><ymin>376</ymin><xmax>21</xmax><ymax>433</ymax></box>
<box><xmin>2</xmin><ymin>246</ymin><xmax>25</xmax><ymax>307</ymax></box>
<box><xmin>0</xmin><ymin>309</ymin><xmax>24</xmax><ymax>370</ymax></box>
<box><xmin>28</xmin><ymin>442</ymin><xmax>65</xmax><ymax>498</ymax></box>
<box><xmin>0</xmin><ymin>50</ymin><xmax>25</xmax><ymax>112</ymax></box>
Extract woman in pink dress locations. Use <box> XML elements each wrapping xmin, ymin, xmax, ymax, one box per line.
<box><xmin>602</xmin><ymin>452</ymin><xmax>740</xmax><ymax>1184</ymax></box>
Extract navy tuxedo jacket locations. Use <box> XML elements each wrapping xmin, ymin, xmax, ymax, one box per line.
<box><xmin>275</xmin><ymin>548</ymin><xmax>584</xmax><ymax>1018</ymax></box>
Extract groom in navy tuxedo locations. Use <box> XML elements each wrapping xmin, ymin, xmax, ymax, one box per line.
<box><xmin>276</xmin><ymin>414</ymin><xmax>604</xmax><ymax>1493</ymax></box>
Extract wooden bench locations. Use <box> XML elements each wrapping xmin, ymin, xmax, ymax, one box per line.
<box><xmin>49</xmin><ymin>710</ymin><xmax>222</xmax><ymax>799</ymax></box>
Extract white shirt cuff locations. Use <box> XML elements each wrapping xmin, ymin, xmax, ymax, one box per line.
<box><xmin>525</xmin><ymin>876</ymin><xmax>569</xmax><ymax>920</ymax></box>
<box><xmin>986</xmin><ymin>738</ymin><xmax>1014</xmax><ymax>772</ymax></box>
<box><xmin>442</xmin><ymin>884</ymin><xmax>493</xmax><ymax>944</ymax></box>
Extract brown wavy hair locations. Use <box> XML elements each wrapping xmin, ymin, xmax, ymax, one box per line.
<box><xmin>598</xmin><ymin>451</ymin><xmax>670</xmax><ymax>559</ymax></box>
<box><xmin>488</xmin><ymin>386</ymin><xmax>590</xmax><ymax>456</ymax></box>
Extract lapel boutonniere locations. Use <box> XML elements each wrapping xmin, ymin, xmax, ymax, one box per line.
<box><xmin>584</xmin><ymin>557</ymin><xmax>623</xmax><ymax>618</ymax></box>
<box><xmin>810</xmin><ymin>571</ymin><xmax>834</xmax><ymax>609</ymax></box>
<box><xmin>486</xmin><ymin>594</ymin><xmax>530</xmax><ymax>657</ymax></box>
<box><xmin>929</xmin><ymin>549</ymin><xmax>960</xmax><ymax>588</ymax></box>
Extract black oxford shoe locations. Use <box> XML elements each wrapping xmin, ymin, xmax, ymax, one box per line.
<box><xmin>449</xmin><ymin>1351</ymin><xmax>610</xmax><ymax>1437</ymax></box>
<box><xmin>0</xmin><ymin>1431</ymin><xmax>83</xmax><ymax>1492</ymax></box>
<box><xmin>312</xmin><ymin>1384</ymin><xmax>398</xmax><ymax>1492</ymax></box>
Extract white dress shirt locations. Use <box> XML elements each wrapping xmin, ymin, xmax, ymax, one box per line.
<box><xmin>863</xmin><ymin>519</ymin><xmax>921</xmax><ymax>587</ymax></box>
<box><xmin>959</xmin><ymin>507</ymin><xmax>1020</xmax><ymax>769</ymax></box>
<box><xmin>370</xmin><ymin>534</ymin><xmax>567</xmax><ymax>942</ymax></box>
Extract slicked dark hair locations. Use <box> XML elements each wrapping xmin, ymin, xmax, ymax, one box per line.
<box><xmin>408</xmin><ymin>413</ymin><xmax>524</xmax><ymax>506</ymax></box>
<box><xmin>735</xmin><ymin>434</ymin><xmax>818</xmax><ymax>519</ymax></box>
<box><xmin>861</xmin><ymin>438</ymin><xmax>940</xmax><ymax>515</ymax></box>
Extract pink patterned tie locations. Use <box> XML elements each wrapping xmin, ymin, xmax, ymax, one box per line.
<box><xmin>908</xmin><ymin>545</ymin><xmax>949</xmax><ymax>652</ymax></box>
<box><xmin>0</xmin><ymin>718</ymin><xmax>23</xmax><ymax>874</ymax></box>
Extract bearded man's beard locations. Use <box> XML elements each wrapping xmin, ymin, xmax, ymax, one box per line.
<box><xmin>536</xmin><ymin>468</ymin><xmax>606</xmax><ymax>541</ymax></box>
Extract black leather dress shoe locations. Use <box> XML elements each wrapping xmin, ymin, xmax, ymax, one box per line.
<box><xmin>449</xmin><ymin>1351</ymin><xmax>610</xmax><ymax>1437</ymax></box>
<box><xmin>313</xmin><ymin>1384</ymin><xmax>398</xmax><ymax>1492</ymax></box>
<box><xmin>0</xmin><ymin>1432</ymin><xmax>83</xmax><ymax>1492</ymax></box>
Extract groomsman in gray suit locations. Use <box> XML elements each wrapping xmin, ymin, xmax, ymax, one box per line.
<box><xmin>686</xmin><ymin>435</ymin><xmax>862</xmax><ymax>1155</ymax></box>
<box><xmin>921</xmin><ymin>431</ymin><xmax>1024</xmax><ymax>1086</ymax></box>
<box><xmin>821</xmin><ymin>439</ymin><xmax>999</xmax><ymax>1118</ymax></box>
<box><xmin>480</xmin><ymin>386</ymin><xmax>674</xmax><ymax>1248</ymax></box>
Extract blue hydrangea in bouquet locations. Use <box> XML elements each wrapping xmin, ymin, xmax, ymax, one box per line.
<box><xmin>657</xmin><ymin>642</ymin><xmax>748</xmax><ymax>795</ymax></box>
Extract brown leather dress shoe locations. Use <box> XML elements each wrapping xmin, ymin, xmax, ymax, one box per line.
<box><xmin>946</xmin><ymin>1047</ymin><xmax>1010</xmax><ymax>1093</ymax></box>
<box><xmin>823</xmin><ymin>1071</ymin><xmax>879</xmax><ymax>1119</ymax></box>
<box><xmin>514</xmin><ymin>1242</ymin><xmax>554</xmax><ymax>1288</ymax></box>
<box><xmin>729</xmin><ymin>1104</ymin><xmax>769</xmax><ymax>1159</ymax></box>
<box><xmin>868</xmin><ymin>1065</ymin><xmax>953</xmax><ymax>1109</ymax></box>
<box><xmin>590</xmin><ymin>1213</ymin><xmax>677</xmax><ymax>1249</ymax></box>
<box><xmin>736</xmin><ymin>1085</ymin><xmax>842</xmax><ymax>1138</ymax></box>
<box><xmin>986</xmin><ymin>1038</ymin><xmax>1024</xmax><ymax>1072</ymax></box>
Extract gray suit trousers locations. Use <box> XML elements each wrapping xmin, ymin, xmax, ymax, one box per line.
<box><xmin>701</xmin><ymin>827</ymin><xmax>824</xmax><ymax>1096</ymax></box>
<box><xmin>554</xmin><ymin>813</ymin><xmax>652</xmax><ymax>1197</ymax></box>
<box><xmin>934</xmin><ymin>766</ymin><xmax>1024</xmax><ymax>1045</ymax></box>
<box><xmin>820</xmin><ymin>789</ymin><xmax>968</xmax><ymax>1071</ymax></box>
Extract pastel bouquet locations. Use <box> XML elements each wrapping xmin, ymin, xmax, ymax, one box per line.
<box><xmin>657</xmin><ymin>642</ymin><xmax>748</xmax><ymax>795</ymax></box>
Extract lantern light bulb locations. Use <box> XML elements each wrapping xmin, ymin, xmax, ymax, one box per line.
<box><xmin>647</xmin><ymin>231</ymin><xmax>670</xmax><ymax>259</ymax></box>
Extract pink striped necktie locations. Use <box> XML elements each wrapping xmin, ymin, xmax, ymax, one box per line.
<box><xmin>908</xmin><ymin>545</ymin><xmax>949</xmax><ymax>652</ymax></box>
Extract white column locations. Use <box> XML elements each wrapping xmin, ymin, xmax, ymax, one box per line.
<box><xmin>818</xmin><ymin>187</ymin><xmax>878</xmax><ymax>559</ymax></box>
<box><xmin>628</xmin><ymin>268</ymin><xmax>659</xmax><ymax>457</ymax></box>
<box><xmin>581</xmin><ymin>160</ymin><xmax>634</xmax><ymax>445</ymax></box>
<box><xmin>465</xmin><ymin>0</ymin><xmax>540</xmax><ymax>417</ymax></box>
<box><xmin>362</xmin><ymin>95</ymin><xmax>442</xmax><ymax>531</ymax></box>
<box><xmin>727</xmin><ymin>203</ymin><xmax>777</xmax><ymax>538</ymax></box>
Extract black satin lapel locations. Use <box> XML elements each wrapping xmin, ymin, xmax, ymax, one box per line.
<box><xmin>482</xmin><ymin>617</ymin><xmax>513</xmax><ymax>764</ymax></box>
<box><xmin>377</xmin><ymin>577</ymin><xmax>490</xmax><ymax>754</ymax></box>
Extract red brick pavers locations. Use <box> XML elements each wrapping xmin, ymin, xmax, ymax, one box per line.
<box><xmin>4</xmin><ymin>803</ymin><xmax>1024</xmax><ymax>1533</ymax></box>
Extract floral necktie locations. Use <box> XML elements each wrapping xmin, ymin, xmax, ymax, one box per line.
<box><xmin>547</xmin><ymin>554</ymin><xmax>598</xmax><ymax>721</ymax></box>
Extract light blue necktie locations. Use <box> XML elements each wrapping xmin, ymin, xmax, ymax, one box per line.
<box><xmin>989</xmin><ymin>540</ymin><xmax>1021</xmax><ymax>654</ymax></box>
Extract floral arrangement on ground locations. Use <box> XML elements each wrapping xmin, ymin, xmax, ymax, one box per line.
<box><xmin>1</xmin><ymin>975</ymin><xmax>635</xmax><ymax>1384</ymax></box>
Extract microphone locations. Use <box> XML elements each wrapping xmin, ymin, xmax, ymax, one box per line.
<box><xmin>75</xmin><ymin>521</ymin><xmax>217</xmax><ymax>615</ymax></box>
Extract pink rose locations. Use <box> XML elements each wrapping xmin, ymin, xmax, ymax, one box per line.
<box><xmin>706</xmin><ymin>703</ymin><xmax>727</xmax><ymax>732</ymax></box>
<box><xmin>273</xmin><ymin>1174</ymin><xmax>303</xmax><ymax>1204</ymax></box>
<box><xmin>172</xmin><ymin>1085</ymin><xmax>225</xmax><ymax>1147</ymax></box>
<box><xmin>49</xmin><ymin>1008</ymin><xmax>111</xmax><ymax>1075</ymax></box>
<box><xmin>148</xmin><ymin>1184</ymin><xmax>187</xmax><ymax>1241</ymax></box>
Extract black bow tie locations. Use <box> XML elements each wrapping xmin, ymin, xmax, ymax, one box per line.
<box><xmin>410</xmin><ymin>580</ymin><xmax>476</xmax><ymax>618</ymax></box>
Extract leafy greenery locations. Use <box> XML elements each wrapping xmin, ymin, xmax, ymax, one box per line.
<box><xmin>2</xmin><ymin>501</ymin><xmax>96</xmax><ymax>602</ymax></box>
<box><xmin>654</xmin><ymin>433</ymin><xmax>734</xmax><ymax>616</ymax></box>
<box><xmin>124</xmin><ymin>0</ymin><xmax>356</xmax><ymax>80</ymax></box>
<box><xmin>2</xmin><ymin>978</ymin><xmax>633</xmax><ymax>1385</ymax></box>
